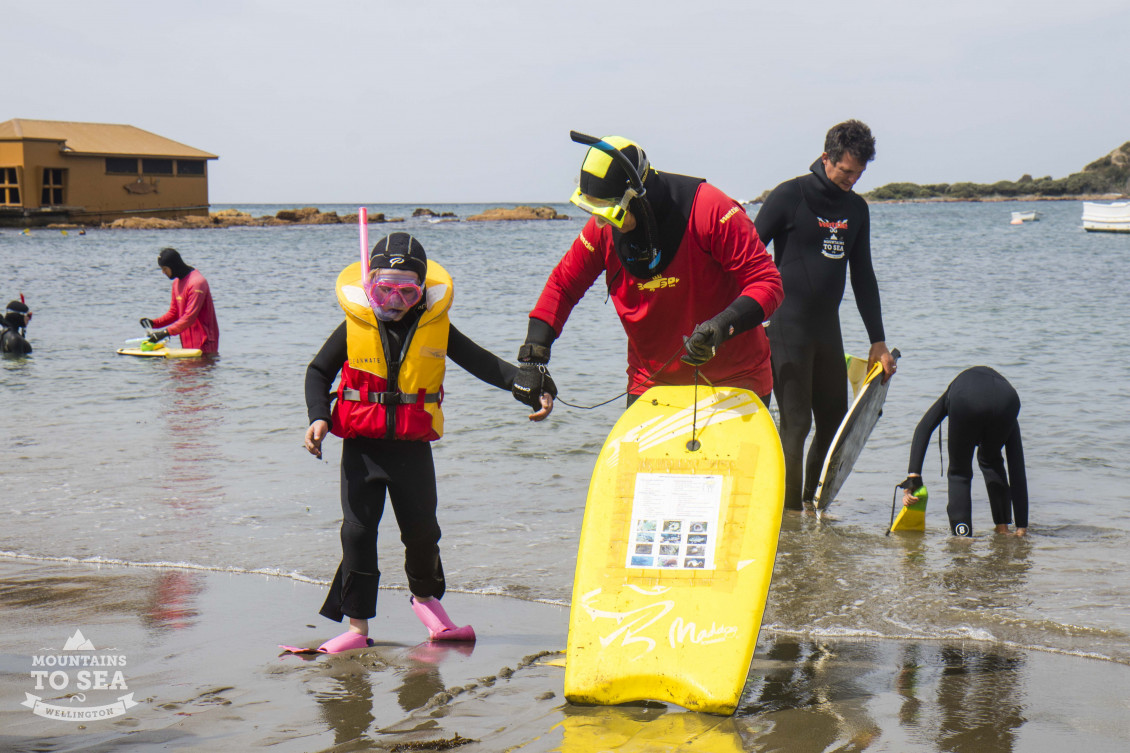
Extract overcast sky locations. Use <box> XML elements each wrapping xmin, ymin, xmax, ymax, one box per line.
<box><xmin>6</xmin><ymin>1</ymin><xmax>1129</xmax><ymax>203</ymax></box>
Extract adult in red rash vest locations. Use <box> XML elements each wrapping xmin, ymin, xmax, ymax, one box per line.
<box><xmin>140</xmin><ymin>247</ymin><xmax>220</xmax><ymax>353</ymax></box>
<box><xmin>511</xmin><ymin>133</ymin><xmax>783</xmax><ymax>410</ymax></box>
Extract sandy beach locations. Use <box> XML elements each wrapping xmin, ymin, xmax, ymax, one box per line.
<box><xmin>2</xmin><ymin>557</ymin><xmax>1128</xmax><ymax>752</ymax></box>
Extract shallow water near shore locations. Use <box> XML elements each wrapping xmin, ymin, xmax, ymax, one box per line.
<box><xmin>3</xmin><ymin>199</ymin><xmax>1130</xmax><ymax>748</ymax></box>
<box><xmin>1</xmin><ymin>559</ymin><xmax>1126</xmax><ymax>752</ymax></box>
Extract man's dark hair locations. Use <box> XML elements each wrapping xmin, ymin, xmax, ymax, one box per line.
<box><xmin>824</xmin><ymin>120</ymin><xmax>876</xmax><ymax>164</ymax></box>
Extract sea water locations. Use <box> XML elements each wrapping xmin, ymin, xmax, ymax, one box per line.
<box><xmin>2</xmin><ymin>199</ymin><xmax>1129</xmax><ymax>667</ymax></box>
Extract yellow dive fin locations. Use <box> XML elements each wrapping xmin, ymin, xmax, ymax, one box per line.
<box><xmin>890</xmin><ymin>487</ymin><xmax>928</xmax><ymax>532</ymax></box>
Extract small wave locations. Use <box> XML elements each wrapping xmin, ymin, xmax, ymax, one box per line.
<box><xmin>763</xmin><ymin>623</ymin><xmax>1130</xmax><ymax>665</ymax></box>
<box><xmin>0</xmin><ymin>550</ymin><xmax>331</xmax><ymax>587</ymax></box>
<box><xmin>0</xmin><ymin>551</ymin><xmax>571</xmax><ymax>608</ymax></box>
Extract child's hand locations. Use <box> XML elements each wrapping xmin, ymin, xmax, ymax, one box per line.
<box><xmin>529</xmin><ymin>392</ymin><xmax>554</xmax><ymax>422</ymax></box>
<box><xmin>305</xmin><ymin>420</ymin><xmax>330</xmax><ymax>458</ymax></box>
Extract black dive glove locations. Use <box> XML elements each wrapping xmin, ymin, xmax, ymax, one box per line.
<box><xmin>682</xmin><ymin>315</ymin><xmax>735</xmax><ymax>366</ymax></box>
<box><xmin>898</xmin><ymin>476</ymin><xmax>925</xmax><ymax>494</ymax></box>
<box><xmin>139</xmin><ymin>317</ymin><xmax>154</xmax><ymax>329</ymax></box>
<box><xmin>148</xmin><ymin>329</ymin><xmax>169</xmax><ymax>343</ymax></box>
<box><xmin>512</xmin><ymin>343</ymin><xmax>557</xmax><ymax>410</ymax></box>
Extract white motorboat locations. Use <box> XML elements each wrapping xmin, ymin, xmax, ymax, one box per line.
<box><xmin>1009</xmin><ymin>210</ymin><xmax>1040</xmax><ymax>224</ymax></box>
<box><xmin>1082</xmin><ymin>201</ymin><xmax>1130</xmax><ymax>233</ymax></box>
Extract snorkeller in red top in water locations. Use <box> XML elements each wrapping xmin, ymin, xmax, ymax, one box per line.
<box><xmin>140</xmin><ymin>248</ymin><xmax>220</xmax><ymax>354</ymax></box>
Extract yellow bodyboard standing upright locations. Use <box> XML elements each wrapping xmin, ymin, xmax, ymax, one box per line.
<box><xmin>564</xmin><ymin>385</ymin><xmax>785</xmax><ymax>715</ymax></box>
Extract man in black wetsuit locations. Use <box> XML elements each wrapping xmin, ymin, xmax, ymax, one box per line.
<box><xmin>754</xmin><ymin>120</ymin><xmax>896</xmax><ymax>511</ymax></box>
<box><xmin>899</xmin><ymin>367</ymin><xmax>1028</xmax><ymax>537</ymax></box>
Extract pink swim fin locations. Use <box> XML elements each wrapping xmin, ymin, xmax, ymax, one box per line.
<box><xmin>411</xmin><ymin>596</ymin><xmax>476</xmax><ymax>641</ymax></box>
<box><xmin>279</xmin><ymin>631</ymin><xmax>373</xmax><ymax>655</ymax></box>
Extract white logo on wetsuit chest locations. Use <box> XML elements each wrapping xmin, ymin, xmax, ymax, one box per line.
<box><xmin>817</xmin><ymin>217</ymin><xmax>848</xmax><ymax>259</ymax></box>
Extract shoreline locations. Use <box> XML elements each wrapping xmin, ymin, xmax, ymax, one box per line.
<box><xmin>3</xmin><ymin>557</ymin><xmax>1130</xmax><ymax>752</ymax></box>
<box><xmin>865</xmin><ymin>192</ymin><xmax>1127</xmax><ymax>205</ymax></box>
<box><xmin>28</xmin><ymin>194</ymin><xmax>1128</xmax><ymax>230</ymax></box>
<box><xmin>30</xmin><ymin>204</ymin><xmax>570</xmax><ymax>231</ymax></box>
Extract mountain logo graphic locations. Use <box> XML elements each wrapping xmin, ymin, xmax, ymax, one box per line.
<box><xmin>62</xmin><ymin>630</ymin><xmax>95</xmax><ymax>651</ymax></box>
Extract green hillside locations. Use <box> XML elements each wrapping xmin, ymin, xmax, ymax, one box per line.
<box><xmin>865</xmin><ymin>142</ymin><xmax>1130</xmax><ymax>201</ymax></box>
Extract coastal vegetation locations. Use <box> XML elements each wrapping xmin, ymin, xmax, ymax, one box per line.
<box><xmin>863</xmin><ymin>142</ymin><xmax>1130</xmax><ymax>202</ymax></box>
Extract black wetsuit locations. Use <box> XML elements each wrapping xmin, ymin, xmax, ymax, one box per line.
<box><xmin>305</xmin><ymin>317</ymin><xmax>517</xmax><ymax>622</ymax></box>
<box><xmin>0</xmin><ymin>324</ymin><xmax>32</xmax><ymax>355</ymax></box>
<box><xmin>907</xmin><ymin>367</ymin><xmax>1028</xmax><ymax>536</ymax></box>
<box><xmin>754</xmin><ymin>159</ymin><xmax>886</xmax><ymax>509</ymax></box>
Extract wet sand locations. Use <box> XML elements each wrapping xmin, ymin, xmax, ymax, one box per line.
<box><xmin>1</xmin><ymin>558</ymin><xmax>1128</xmax><ymax>752</ymax></box>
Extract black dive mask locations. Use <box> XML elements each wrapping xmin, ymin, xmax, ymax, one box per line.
<box><xmin>571</xmin><ymin>131</ymin><xmax>662</xmax><ymax>275</ymax></box>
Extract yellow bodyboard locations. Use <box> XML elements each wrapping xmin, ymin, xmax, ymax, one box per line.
<box><xmin>564</xmin><ymin>385</ymin><xmax>785</xmax><ymax>715</ymax></box>
<box><xmin>845</xmin><ymin>353</ymin><xmax>868</xmax><ymax>401</ymax></box>
<box><xmin>116</xmin><ymin>345</ymin><xmax>203</xmax><ymax>359</ymax></box>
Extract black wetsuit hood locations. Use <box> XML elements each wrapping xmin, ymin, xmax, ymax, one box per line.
<box><xmin>612</xmin><ymin>170</ymin><xmax>704</xmax><ymax>280</ymax></box>
<box><xmin>157</xmin><ymin>248</ymin><xmax>194</xmax><ymax>280</ymax></box>
<box><xmin>798</xmin><ymin>158</ymin><xmax>857</xmax><ymax>218</ymax></box>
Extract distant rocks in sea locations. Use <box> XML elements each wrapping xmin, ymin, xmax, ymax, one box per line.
<box><xmin>465</xmin><ymin>206</ymin><xmax>568</xmax><ymax>221</ymax></box>
<box><xmin>93</xmin><ymin>204</ymin><xmax>567</xmax><ymax>229</ymax></box>
<box><xmin>412</xmin><ymin>207</ymin><xmax>457</xmax><ymax>219</ymax></box>
<box><xmin>103</xmin><ymin>207</ymin><xmax>408</xmax><ymax>229</ymax></box>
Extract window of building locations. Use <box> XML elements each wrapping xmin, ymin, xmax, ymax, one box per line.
<box><xmin>41</xmin><ymin>168</ymin><xmax>65</xmax><ymax>206</ymax></box>
<box><xmin>177</xmin><ymin>159</ymin><xmax>205</xmax><ymax>176</ymax></box>
<box><xmin>0</xmin><ymin>167</ymin><xmax>19</xmax><ymax>205</ymax></box>
<box><xmin>141</xmin><ymin>158</ymin><xmax>174</xmax><ymax>175</ymax></box>
<box><xmin>106</xmin><ymin>157</ymin><xmax>138</xmax><ymax>175</ymax></box>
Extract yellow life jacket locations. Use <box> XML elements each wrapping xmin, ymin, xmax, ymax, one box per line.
<box><xmin>330</xmin><ymin>260</ymin><xmax>453</xmax><ymax>441</ymax></box>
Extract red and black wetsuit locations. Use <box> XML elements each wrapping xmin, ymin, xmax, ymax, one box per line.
<box><xmin>907</xmin><ymin>367</ymin><xmax>1028</xmax><ymax>536</ymax></box>
<box><xmin>754</xmin><ymin>159</ymin><xmax>886</xmax><ymax>509</ymax></box>
<box><xmin>530</xmin><ymin>172</ymin><xmax>783</xmax><ymax>400</ymax></box>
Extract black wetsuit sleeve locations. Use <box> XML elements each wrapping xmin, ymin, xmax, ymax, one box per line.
<box><xmin>447</xmin><ymin>324</ymin><xmax>518</xmax><ymax>391</ymax></box>
<box><xmin>714</xmin><ymin>295</ymin><xmax>766</xmax><ymax>338</ymax></box>
<box><xmin>752</xmin><ymin>182</ymin><xmax>798</xmax><ymax>248</ymax></box>
<box><xmin>1005</xmin><ymin>424</ymin><xmax>1029</xmax><ymax>528</ymax></box>
<box><xmin>524</xmin><ymin>317</ymin><xmax>557</xmax><ymax>349</ymax></box>
<box><xmin>907</xmin><ymin>392</ymin><xmax>949</xmax><ymax>475</ymax></box>
<box><xmin>305</xmin><ymin>322</ymin><xmax>347</xmax><ymax>425</ymax></box>
<box><xmin>848</xmin><ymin>209</ymin><xmax>886</xmax><ymax>343</ymax></box>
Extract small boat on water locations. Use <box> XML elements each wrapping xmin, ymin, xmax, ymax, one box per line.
<box><xmin>1009</xmin><ymin>210</ymin><xmax>1040</xmax><ymax>224</ymax></box>
<box><xmin>1082</xmin><ymin>201</ymin><xmax>1130</xmax><ymax>233</ymax></box>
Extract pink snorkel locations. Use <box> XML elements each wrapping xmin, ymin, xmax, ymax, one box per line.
<box><xmin>359</xmin><ymin>207</ymin><xmax>370</xmax><ymax>284</ymax></box>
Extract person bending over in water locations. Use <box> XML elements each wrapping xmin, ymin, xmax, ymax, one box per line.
<box><xmin>139</xmin><ymin>247</ymin><xmax>220</xmax><ymax>354</ymax></box>
<box><xmin>899</xmin><ymin>367</ymin><xmax>1028</xmax><ymax>537</ymax></box>
<box><xmin>301</xmin><ymin>232</ymin><xmax>555</xmax><ymax>653</ymax></box>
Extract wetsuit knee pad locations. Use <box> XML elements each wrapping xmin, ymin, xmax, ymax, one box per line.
<box><xmin>340</xmin><ymin>519</ymin><xmax>378</xmax><ymax>550</ymax></box>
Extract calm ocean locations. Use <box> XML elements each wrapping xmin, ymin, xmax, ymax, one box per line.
<box><xmin>3</xmin><ymin>198</ymin><xmax>1129</xmax><ymax>668</ymax></box>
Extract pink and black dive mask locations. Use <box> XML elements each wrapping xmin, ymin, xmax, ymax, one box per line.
<box><xmin>358</xmin><ymin>212</ymin><xmax>429</xmax><ymax>322</ymax></box>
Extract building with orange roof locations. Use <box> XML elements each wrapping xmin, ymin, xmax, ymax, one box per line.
<box><xmin>0</xmin><ymin>119</ymin><xmax>218</xmax><ymax>227</ymax></box>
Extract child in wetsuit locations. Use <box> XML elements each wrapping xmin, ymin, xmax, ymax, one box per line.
<box><xmin>300</xmin><ymin>232</ymin><xmax>555</xmax><ymax>653</ymax></box>
<box><xmin>899</xmin><ymin>366</ymin><xmax>1028</xmax><ymax>537</ymax></box>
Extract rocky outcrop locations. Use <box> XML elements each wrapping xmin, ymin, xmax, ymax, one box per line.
<box><xmin>412</xmin><ymin>207</ymin><xmax>457</xmax><ymax>218</ymax></box>
<box><xmin>465</xmin><ymin>205</ymin><xmax>568</xmax><ymax>221</ymax></box>
<box><xmin>100</xmin><ymin>207</ymin><xmax>406</xmax><ymax>229</ymax></box>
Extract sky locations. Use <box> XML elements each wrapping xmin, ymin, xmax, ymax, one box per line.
<box><xmin>6</xmin><ymin>0</ymin><xmax>1129</xmax><ymax>203</ymax></box>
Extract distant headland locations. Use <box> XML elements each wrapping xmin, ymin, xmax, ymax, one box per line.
<box><xmin>861</xmin><ymin>141</ymin><xmax>1130</xmax><ymax>203</ymax></box>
